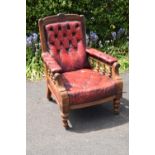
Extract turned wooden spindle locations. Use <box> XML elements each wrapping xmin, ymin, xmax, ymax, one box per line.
<box><xmin>93</xmin><ymin>58</ymin><xmax>96</xmax><ymax>69</ymax></box>
<box><xmin>105</xmin><ymin>64</ymin><xmax>108</xmax><ymax>76</ymax></box>
<box><xmin>96</xmin><ymin>60</ymin><xmax>100</xmax><ymax>72</ymax></box>
<box><xmin>99</xmin><ymin>61</ymin><xmax>103</xmax><ymax>74</ymax></box>
<box><xmin>89</xmin><ymin>57</ymin><xmax>93</xmax><ymax>67</ymax></box>
<box><xmin>107</xmin><ymin>66</ymin><xmax>111</xmax><ymax>77</ymax></box>
<box><xmin>109</xmin><ymin>66</ymin><xmax>112</xmax><ymax>78</ymax></box>
<box><xmin>89</xmin><ymin>57</ymin><xmax>95</xmax><ymax>69</ymax></box>
<box><xmin>103</xmin><ymin>63</ymin><xmax>106</xmax><ymax>74</ymax></box>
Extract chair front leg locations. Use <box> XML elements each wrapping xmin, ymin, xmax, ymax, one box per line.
<box><xmin>53</xmin><ymin>74</ymin><xmax>70</xmax><ymax>129</ymax></box>
<box><xmin>60</xmin><ymin>110</ymin><xmax>69</xmax><ymax>129</ymax></box>
<box><xmin>113</xmin><ymin>97</ymin><xmax>120</xmax><ymax>114</ymax></box>
<box><xmin>59</xmin><ymin>92</ymin><xmax>70</xmax><ymax>129</ymax></box>
<box><xmin>112</xmin><ymin>62</ymin><xmax>123</xmax><ymax>114</ymax></box>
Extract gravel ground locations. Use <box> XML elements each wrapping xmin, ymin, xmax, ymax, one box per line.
<box><xmin>26</xmin><ymin>72</ymin><xmax>129</xmax><ymax>155</ymax></box>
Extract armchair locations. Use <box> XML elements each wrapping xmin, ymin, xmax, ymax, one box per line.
<box><xmin>38</xmin><ymin>13</ymin><xmax>123</xmax><ymax>129</ymax></box>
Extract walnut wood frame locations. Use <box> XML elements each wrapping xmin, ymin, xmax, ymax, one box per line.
<box><xmin>38</xmin><ymin>13</ymin><xmax>123</xmax><ymax>129</ymax></box>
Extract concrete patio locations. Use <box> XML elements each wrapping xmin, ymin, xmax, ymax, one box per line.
<box><xmin>26</xmin><ymin>72</ymin><xmax>129</xmax><ymax>155</ymax></box>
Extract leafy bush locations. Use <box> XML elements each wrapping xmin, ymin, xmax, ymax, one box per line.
<box><xmin>101</xmin><ymin>45</ymin><xmax>129</xmax><ymax>73</ymax></box>
<box><xmin>26</xmin><ymin>33</ymin><xmax>44</xmax><ymax>80</ymax></box>
<box><xmin>26</xmin><ymin>48</ymin><xmax>44</xmax><ymax>81</ymax></box>
<box><xmin>26</xmin><ymin>0</ymin><xmax>128</xmax><ymax>42</ymax></box>
<box><xmin>26</xmin><ymin>0</ymin><xmax>129</xmax><ymax>80</ymax></box>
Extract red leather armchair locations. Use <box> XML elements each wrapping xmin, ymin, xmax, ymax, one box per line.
<box><xmin>38</xmin><ymin>13</ymin><xmax>123</xmax><ymax>129</ymax></box>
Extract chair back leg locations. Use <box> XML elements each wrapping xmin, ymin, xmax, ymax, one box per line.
<box><xmin>46</xmin><ymin>85</ymin><xmax>52</xmax><ymax>100</ymax></box>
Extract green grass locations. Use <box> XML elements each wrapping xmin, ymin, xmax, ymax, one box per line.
<box><xmin>26</xmin><ymin>48</ymin><xmax>44</xmax><ymax>81</ymax></box>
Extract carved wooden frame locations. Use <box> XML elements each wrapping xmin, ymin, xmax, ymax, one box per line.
<box><xmin>38</xmin><ymin>13</ymin><xmax>123</xmax><ymax>129</ymax></box>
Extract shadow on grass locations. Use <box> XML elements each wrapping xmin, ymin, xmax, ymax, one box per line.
<box><xmin>68</xmin><ymin>97</ymin><xmax>129</xmax><ymax>133</ymax></box>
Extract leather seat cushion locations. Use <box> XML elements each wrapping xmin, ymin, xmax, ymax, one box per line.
<box><xmin>62</xmin><ymin>69</ymin><xmax>116</xmax><ymax>105</ymax></box>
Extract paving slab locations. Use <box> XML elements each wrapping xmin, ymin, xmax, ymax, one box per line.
<box><xmin>26</xmin><ymin>72</ymin><xmax>129</xmax><ymax>155</ymax></box>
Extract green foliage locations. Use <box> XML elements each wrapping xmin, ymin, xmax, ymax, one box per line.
<box><xmin>118</xmin><ymin>55</ymin><xmax>129</xmax><ymax>73</ymax></box>
<box><xmin>100</xmin><ymin>40</ymin><xmax>129</xmax><ymax>73</ymax></box>
<box><xmin>26</xmin><ymin>0</ymin><xmax>128</xmax><ymax>80</ymax></box>
<box><xmin>26</xmin><ymin>47</ymin><xmax>44</xmax><ymax>81</ymax></box>
<box><xmin>101</xmin><ymin>40</ymin><xmax>129</xmax><ymax>56</ymax></box>
<box><xmin>26</xmin><ymin>0</ymin><xmax>128</xmax><ymax>41</ymax></box>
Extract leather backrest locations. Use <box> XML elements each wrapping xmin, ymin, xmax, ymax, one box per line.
<box><xmin>45</xmin><ymin>21</ymin><xmax>87</xmax><ymax>72</ymax></box>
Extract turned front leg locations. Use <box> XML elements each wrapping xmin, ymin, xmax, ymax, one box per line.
<box><xmin>113</xmin><ymin>97</ymin><xmax>120</xmax><ymax>114</ymax></box>
<box><xmin>59</xmin><ymin>92</ymin><xmax>70</xmax><ymax>129</ymax></box>
<box><xmin>60</xmin><ymin>112</ymin><xmax>69</xmax><ymax>129</ymax></box>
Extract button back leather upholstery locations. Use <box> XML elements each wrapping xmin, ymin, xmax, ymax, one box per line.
<box><xmin>45</xmin><ymin>21</ymin><xmax>87</xmax><ymax>72</ymax></box>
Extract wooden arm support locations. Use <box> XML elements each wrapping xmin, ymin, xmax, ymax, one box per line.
<box><xmin>88</xmin><ymin>56</ymin><xmax>123</xmax><ymax>97</ymax></box>
<box><xmin>112</xmin><ymin>62</ymin><xmax>121</xmax><ymax>80</ymax></box>
<box><xmin>88</xmin><ymin>56</ymin><xmax>113</xmax><ymax>77</ymax></box>
<box><xmin>87</xmin><ymin>48</ymin><xmax>118</xmax><ymax>78</ymax></box>
<box><xmin>112</xmin><ymin>62</ymin><xmax>123</xmax><ymax>97</ymax></box>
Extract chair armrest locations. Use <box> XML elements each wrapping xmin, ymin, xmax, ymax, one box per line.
<box><xmin>41</xmin><ymin>52</ymin><xmax>62</xmax><ymax>74</ymax></box>
<box><xmin>86</xmin><ymin>48</ymin><xmax>117</xmax><ymax>65</ymax></box>
<box><xmin>42</xmin><ymin>52</ymin><xmax>66</xmax><ymax>92</ymax></box>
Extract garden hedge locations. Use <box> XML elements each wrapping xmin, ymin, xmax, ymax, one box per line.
<box><xmin>26</xmin><ymin>0</ymin><xmax>128</xmax><ymax>41</ymax></box>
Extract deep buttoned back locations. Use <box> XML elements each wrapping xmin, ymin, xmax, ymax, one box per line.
<box><xmin>45</xmin><ymin>21</ymin><xmax>87</xmax><ymax>72</ymax></box>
